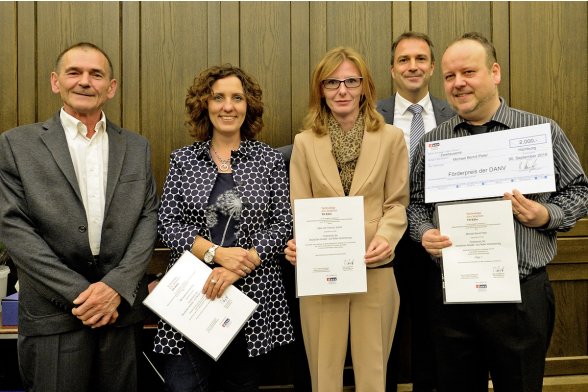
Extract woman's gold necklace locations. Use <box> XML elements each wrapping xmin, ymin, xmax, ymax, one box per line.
<box><xmin>211</xmin><ymin>147</ymin><xmax>231</xmax><ymax>172</ymax></box>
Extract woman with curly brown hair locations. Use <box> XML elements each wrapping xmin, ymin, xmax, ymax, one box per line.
<box><xmin>154</xmin><ymin>64</ymin><xmax>294</xmax><ymax>391</ymax></box>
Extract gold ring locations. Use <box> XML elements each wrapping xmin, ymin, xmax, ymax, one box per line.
<box><xmin>211</xmin><ymin>279</ymin><xmax>217</xmax><ymax>284</ymax></box>
<box><xmin>513</xmin><ymin>210</ymin><xmax>520</xmax><ymax>216</ymax></box>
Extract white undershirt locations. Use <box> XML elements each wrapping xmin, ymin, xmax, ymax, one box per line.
<box><xmin>392</xmin><ymin>92</ymin><xmax>438</xmax><ymax>148</ymax></box>
<box><xmin>61</xmin><ymin>109</ymin><xmax>109</xmax><ymax>256</ymax></box>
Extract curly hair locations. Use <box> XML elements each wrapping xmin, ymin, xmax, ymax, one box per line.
<box><xmin>185</xmin><ymin>64</ymin><xmax>264</xmax><ymax>140</ymax></box>
<box><xmin>302</xmin><ymin>47</ymin><xmax>384</xmax><ymax>136</ymax></box>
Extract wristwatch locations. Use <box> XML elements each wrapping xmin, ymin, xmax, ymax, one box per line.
<box><xmin>203</xmin><ymin>244</ymin><xmax>219</xmax><ymax>265</ymax></box>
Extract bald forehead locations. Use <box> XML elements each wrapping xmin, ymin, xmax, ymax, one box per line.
<box><xmin>442</xmin><ymin>40</ymin><xmax>487</xmax><ymax>69</ymax></box>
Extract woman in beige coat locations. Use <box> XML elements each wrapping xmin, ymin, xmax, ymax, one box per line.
<box><xmin>284</xmin><ymin>47</ymin><xmax>409</xmax><ymax>391</ymax></box>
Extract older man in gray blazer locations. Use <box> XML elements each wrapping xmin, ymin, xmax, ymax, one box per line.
<box><xmin>377</xmin><ymin>32</ymin><xmax>454</xmax><ymax>392</ymax></box>
<box><xmin>0</xmin><ymin>42</ymin><xmax>158</xmax><ymax>392</ymax></box>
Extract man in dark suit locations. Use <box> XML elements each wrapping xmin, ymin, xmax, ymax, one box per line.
<box><xmin>0</xmin><ymin>42</ymin><xmax>158</xmax><ymax>392</ymax></box>
<box><xmin>377</xmin><ymin>32</ymin><xmax>454</xmax><ymax>392</ymax></box>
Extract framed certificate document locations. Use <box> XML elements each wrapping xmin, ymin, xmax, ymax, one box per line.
<box><xmin>437</xmin><ymin>199</ymin><xmax>521</xmax><ymax>303</ymax></box>
<box><xmin>143</xmin><ymin>252</ymin><xmax>258</xmax><ymax>361</ymax></box>
<box><xmin>294</xmin><ymin>196</ymin><xmax>366</xmax><ymax>297</ymax></box>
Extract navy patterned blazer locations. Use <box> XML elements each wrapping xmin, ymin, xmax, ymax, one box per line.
<box><xmin>155</xmin><ymin>138</ymin><xmax>294</xmax><ymax>357</ymax></box>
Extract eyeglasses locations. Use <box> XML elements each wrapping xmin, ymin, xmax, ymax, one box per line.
<box><xmin>322</xmin><ymin>77</ymin><xmax>363</xmax><ymax>90</ymax></box>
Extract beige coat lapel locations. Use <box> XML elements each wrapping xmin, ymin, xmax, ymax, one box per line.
<box><xmin>313</xmin><ymin>132</ymin><xmax>345</xmax><ymax>196</ymax></box>
<box><xmin>349</xmin><ymin>129</ymin><xmax>380</xmax><ymax>196</ymax></box>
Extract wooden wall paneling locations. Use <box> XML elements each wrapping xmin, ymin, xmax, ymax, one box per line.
<box><xmin>309</xmin><ymin>2</ymin><xmax>327</xmax><ymax>74</ymax></box>
<box><xmin>35</xmin><ymin>2</ymin><xmax>121</xmax><ymax>123</ymax></box>
<box><xmin>388</xmin><ymin>2</ymin><xmax>410</xmax><ymax>99</ymax></box>
<box><xmin>392</xmin><ymin>1</ymin><xmax>410</xmax><ymax>39</ymax></box>
<box><xmin>240</xmin><ymin>2</ymin><xmax>292</xmax><ymax>148</ymax></box>
<box><xmin>0</xmin><ymin>2</ymin><xmax>17</xmax><ymax>133</ymax></box>
<box><xmin>219</xmin><ymin>2</ymin><xmax>240</xmax><ymax>66</ymax></box>
<box><xmin>290</xmin><ymin>2</ymin><xmax>311</xmax><ymax>141</ymax></box>
<box><xmin>141</xmin><ymin>2</ymin><xmax>209</xmax><ymax>189</ymax></box>
<box><xmin>491</xmin><ymin>1</ymin><xmax>510</xmax><ymax>105</ymax></box>
<box><xmin>411</xmin><ymin>1</ymin><xmax>428</xmax><ymax>35</ymax></box>
<box><xmin>426</xmin><ymin>2</ymin><xmax>492</xmax><ymax>100</ymax></box>
<box><xmin>548</xmin><ymin>221</ymin><xmax>588</xmax><ymax>360</ymax></box>
<box><xmin>121</xmin><ymin>2</ymin><xmax>141</xmax><ymax>133</ymax></box>
<box><xmin>325</xmin><ymin>2</ymin><xmax>392</xmax><ymax>102</ymax></box>
<box><xmin>545</xmin><ymin>356</ymin><xmax>588</xmax><ymax>377</ymax></box>
<box><xmin>16</xmin><ymin>2</ymin><xmax>36</xmax><ymax>126</ymax></box>
<box><xmin>510</xmin><ymin>2</ymin><xmax>588</xmax><ymax>172</ymax></box>
<box><xmin>207</xmin><ymin>2</ymin><xmax>221</xmax><ymax>67</ymax></box>
<box><xmin>100</xmin><ymin>3</ymin><xmax>122</xmax><ymax>126</ymax></box>
<box><xmin>548</xmin><ymin>279</ymin><xmax>588</xmax><ymax>357</ymax></box>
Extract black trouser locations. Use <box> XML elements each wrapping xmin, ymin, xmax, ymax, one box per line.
<box><xmin>431</xmin><ymin>267</ymin><xmax>555</xmax><ymax>392</ymax></box>
<box><xmin>387</xmin><ymin>231</ymin><xmax>438</xmax><ymax>392</ymax></box>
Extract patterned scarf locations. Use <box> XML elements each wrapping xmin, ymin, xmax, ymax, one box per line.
<box><xmin>328</xmin><ymin>115</ymin><xmax>364</xmax><ymax>195</ymax></box>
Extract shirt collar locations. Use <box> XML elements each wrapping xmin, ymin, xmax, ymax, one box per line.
<box><xmin>395</xmin><ymin>92</ymin><xmax>433</xmax><ymax>115</ymax></box>
<box><xmin>60</xmin><ymin>108</ymin><xmax>107</xmax><ymax>139</ymax></box>
<box><xmin>451</xmin><ymin>97</ymin><xmax>510</xmax><ymax>133</ymax></box>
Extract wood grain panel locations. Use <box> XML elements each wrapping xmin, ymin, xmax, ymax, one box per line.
<box><xmin>426</xmin><ymin>2</ymin><xmax>492</xmax><ymax>100</ymax></box>
<box><xmin>545</xmin><ymin>356</ymin><xmax>588</xmax><ymax>376</ymax></box>
<box><xmin>121</xmin><ymin>2</ymin><xmax>141</xmax><ymax>132</ymax></box>
<box><xmin>207</xmin><ymin>2</ymin><xmax>221</xmax><ymax>67</ymax></box>
<box><xmin>548</xmin><ymin>280</ymin><xmax>588</xmax><ymax>357</ymax></box>
<box><xmin>16</xmin><ymin>2</ymin><xmax>36</xmax><ymax>126</ymax></box>
<box><xmin>290</xmin><ymin>2</ymin><xmax>311</xmax><ymax>140</ymax></box>
<box><xmin>240</xmin><ymin>2</ymin><xmax>292</xmax><ymax>148</ymax></box>
<box><xmin>140</xmin><ymin>2</ymin><xmax>209</xmax><ymax>189</ymax></box>
<box><xmin>411</xmin><ymin>1</ymin><xmax>428</xmax><ymax>34</ymax></box>
<box><xmin>559</xmin><ymin>219</ymin><xmax>588</xmax><ymax>238</ymax></box>
<box><xmin>326</xmin><ymin>2</ymin><xmax>392</xmax><ymax>101</ymax></box>
<box><xmin>220</xmin><ymin>2</ymin><xmax>240</xmax><ymax>66</ymax></box>
<box><xmin>0</xmin><ymin>2</ymin><xmax>17</xmax><ymax>133</ymax></box>
<box><xmin>491</xmin><ymin>1</ymin><xmax>510</xmax><ymax>104</ymax></box>
<box><xmin>510</xmin><ymin>2</ymin><xmax>587</xmax><ymax>173</ymax></box>
<box><xmin>36</xmin><ymin>2</ymin><xmax>121</xmax><ymax>123</ymax></box>
<box><xmin>553</xmin><ymin>239</ymin><xmax>588</xmax><ymax>263</ymax></box>
<box><xmin>309</xmin><ymin>2</ymin><xmax>327</xmax><ymax>73</ymax></box>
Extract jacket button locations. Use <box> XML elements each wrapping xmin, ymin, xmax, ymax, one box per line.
<box><xmin>78</xmin><ymin>226</ymin><xmax>87</xmax><ymax>233</ymax></box>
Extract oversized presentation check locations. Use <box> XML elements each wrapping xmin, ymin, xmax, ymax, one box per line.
<box><xmin>425</xmin><ymin>123</ymin><xmax>555</xmax><ymax>203</ymax></box>
<box><xmin>143</xmin><ymin>251</ymin><xmax>257</xmax><ymax>361</ymax></box>
<box><xmin>294</xmin><ymin>196</ymin><xmax>367</xmax><ymax>297</ymax></box>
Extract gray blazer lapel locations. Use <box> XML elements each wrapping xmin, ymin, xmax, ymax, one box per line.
<box><xmin>376</xmin><ymin>96</ymin><xmax>396</xmax><ymax>124</ymax></box>
<box><xmin>40</xmin><ymin>115</ymin><xmax>83</xmax><ymax>200</ymax></box>
<box><xmin>104</xmin><ymin>123</ymin><xmax>126</xmax><ymax>214</ymax></box>
<box><xmin>431</xmin><ymin>96</ymin><xmax>455</xmax><ymax>125</ymax></box>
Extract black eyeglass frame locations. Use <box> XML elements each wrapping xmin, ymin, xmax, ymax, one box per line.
<box><xmin>321</xmin><ymin>77</ymin><xmax>363</xmax><ymax>90</ymax></box>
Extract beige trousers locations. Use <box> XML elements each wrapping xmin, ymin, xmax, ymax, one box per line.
<box><xmin>300</xmin><ymin>267</ymin><xmax>400</xmax><ymax>392</ymax></box>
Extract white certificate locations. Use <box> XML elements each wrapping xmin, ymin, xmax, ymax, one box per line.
<box><xmin>425</xmin><ymin>123</ymin><xmax>555</xmax><ymax>203</ymax></box>
<box><xmin>143</xmin><ymin>251</ymin><xmax>257</xmax><ymax>361</ymax></box>
<box><xmin>294</xmin><ymin>196</ymin><xmax>366</xmax><ymax>297</ymax></box>
<box><xmin>437</xmin><ymin>199</ymin><xmax>521</xmax><ymax>303</ymax></box>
